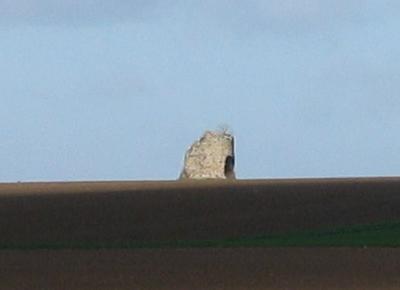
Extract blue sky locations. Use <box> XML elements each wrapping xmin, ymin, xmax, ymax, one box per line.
<box><xmin>1</xmin><ymin>1</ymin><xmax>400</xmax><ymax>181</ymax></box>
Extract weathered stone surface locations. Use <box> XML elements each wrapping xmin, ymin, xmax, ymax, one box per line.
<box><xmin>180</xmin><ymin>130</ymin><xmax>235</xmax><ymax>179</ymax></box>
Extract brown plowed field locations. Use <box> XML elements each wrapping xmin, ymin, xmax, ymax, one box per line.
<box><xmin>1</xmin><ymin>177</ymin><xmax>400</xmax><ymax>289</ymax></box>
<box><xmin>2</xmin><ymin>248</ymin><xmax>400</xmax><ymax>290</ymax></box>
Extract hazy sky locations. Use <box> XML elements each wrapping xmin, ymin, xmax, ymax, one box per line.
<box><xmin>1</xmin><ymin>1</ymin><xmax>400</xmax><ymax>181</ymax></box>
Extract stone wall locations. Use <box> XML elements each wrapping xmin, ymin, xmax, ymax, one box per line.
<box><xmin>180</xmin><ymin>130</ymin><xmax>235</xmax><ymax>179</ymax></box>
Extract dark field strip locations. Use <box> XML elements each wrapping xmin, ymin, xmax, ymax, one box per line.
<box><xmin>2</xmin><ymin>177</ymin><xmax>400</xmax><ymax>249</ymax></box>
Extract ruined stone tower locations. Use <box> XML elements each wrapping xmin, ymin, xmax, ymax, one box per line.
<box><xmin>180</xmin><ymin>130</ymin><xmax>235</xmax><ymax>179</ymax></box>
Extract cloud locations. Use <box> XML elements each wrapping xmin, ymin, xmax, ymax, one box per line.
<box><xmin>201</xmin><ymin>0</ymin><xmax>400</xmax><ymax>34</ymax></box>
<box><xmin>2</xmin><ymin>0</ymin><xmax>400</xmax><ymax>37</ymax></box>
<box><xmin>2</xmin><ymin>0</ymin><xmax>399</xmax><ymax>28</ymax></box>
<box><xmin>0</xmin><ymin>0</ymin><xmax>167</xmax><ymax>26</ymax></box>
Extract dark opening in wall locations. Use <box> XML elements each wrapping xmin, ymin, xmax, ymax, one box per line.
<box><xmin>224</xmin><ymin>155</ymin><xmax>235</xmax><ymax>179</ymax></box>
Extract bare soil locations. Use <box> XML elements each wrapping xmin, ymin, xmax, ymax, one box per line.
<box><xmin>1</xmin><ymin>177</ymin><xmax>400</xmax><ymax>289</ymax></box>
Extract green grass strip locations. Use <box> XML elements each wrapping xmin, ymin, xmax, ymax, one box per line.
<box><xmin>3</xmin><ymin>220</ymin><xmax>400</xmax><ymax>250</ymax></box>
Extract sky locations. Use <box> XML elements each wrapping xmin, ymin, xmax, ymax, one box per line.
<box><xmin>1</xmin><ymin>1</ymin><xmax>400</xmax><ymax>181</ymax></box>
